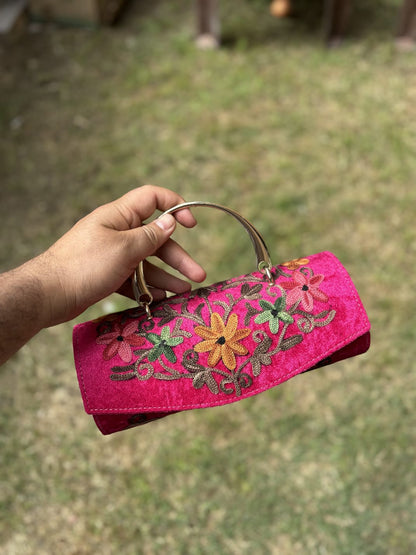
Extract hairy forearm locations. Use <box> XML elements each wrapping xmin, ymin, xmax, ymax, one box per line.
<box><xmin>0</xmin><ymin>259</ymin><xmax>48</xmax><ymax>365</ymax></box>
<box><xmin>0</xmin><ymin>187</ymin><xmax>206</xmax><ymax>364</ymax></box>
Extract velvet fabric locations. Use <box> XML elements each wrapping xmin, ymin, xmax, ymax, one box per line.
<box><xmin>73</xmin><ymin>252</ymin><xmax>370</xmax><ymax>434</ymax></box>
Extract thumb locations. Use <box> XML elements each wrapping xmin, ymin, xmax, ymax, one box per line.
<box><xmin>134</xmin><ymin>213</ymin><xmax>177</xmax><ymax>259</ymax></box>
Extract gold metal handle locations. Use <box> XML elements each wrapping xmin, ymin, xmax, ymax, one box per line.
<box><xmin>132</xmin><ymin>201</ymin><xmax>273</xmax><ymax>316</ymax></box>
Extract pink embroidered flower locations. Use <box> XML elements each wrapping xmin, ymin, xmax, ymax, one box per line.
<box><xmin>281</xmin><ymin>271</ymin><xmax>328</xmax><ymax>312</ymax></box>
<box><xmin>96</xmin><ymin>321</ymin><xmax>145</xmax><ymax>362</ymax></box>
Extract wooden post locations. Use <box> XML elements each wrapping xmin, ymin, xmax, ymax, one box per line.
<box><xmin>396</xmin><ymin>0</ymin><xmax>416</xmax><ymax>37</ymax></box>
<box><xmin>195</xmin><ymin>0</ymin><xmax>220</xmax><ymax>49</ymax></box>
<box><xmin>395</xmin><ymin>0</ymin><xmax>416</xmax><ymax>50</ymax></box>
<box><xmin>323</xmin><ymin>0</ymin><xmax>351</xmax><ymax>46</ymax></box>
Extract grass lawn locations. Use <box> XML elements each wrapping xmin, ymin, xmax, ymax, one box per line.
<box><xmin>1</xmin><ymin>0</ymin><xmax>415</xmax><ymax>553</ymax></box>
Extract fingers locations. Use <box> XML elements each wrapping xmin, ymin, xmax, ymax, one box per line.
<box><xmin>136</xmin><ymin>185</ymin><xmax>198</xmax><ymax>228</ymax></box>
<box><xmin>155</xmin><ymin>237</ymin><xmax>206</xmax><ymax>283</ymax></box>
<box><xmin>126</xmin><ymin>215</ymin><xmax>205</xmax><ymax>280</ymax></box>
<box><xmin>105</xmin><ymin>185</ymin><xmax>198</xmax><ymax>231</ymax></box>
<box><xmin>143</xmin><ymin>261</ymin><xmax>194</xmax><ymax>295</ymax></box>
<box><xmin>125</xmin><ymin>191</ymin><xmax>206</xmax><ymax>282</ymax></box>
<box><xmin>93</xmin><ymin>185</ymin><xmax>207</xmax><ymax>306</ymax></box>
<box><xmin>116</xmin><ymin>260</ymin><xmax>197</xmax><ymax>302</ymax></box>
<box><xmin>129</xmin><ymin>213</ymin><xmax>177</xmax><ymax>262</ymax></box>
<box><xmin>168</xmin><ymin>204</ymin><xmax>198</xmax><ymax>230</ymax></box>
<box><xmin>116</xmin><ymin>233</ymin><xmax>206</xmax><ymax>299</ymax></box>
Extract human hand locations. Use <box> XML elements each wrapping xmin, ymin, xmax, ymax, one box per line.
<box><xmin>36</xmin><ymin>185</ymin><xmax>206</xmax><ymax>327</ymax></box>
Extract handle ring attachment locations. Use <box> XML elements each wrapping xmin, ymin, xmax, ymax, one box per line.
<box><xmin>132</xmin><ymin>201</ymin><xmax>274</xmax><ymax>318</ymax></box>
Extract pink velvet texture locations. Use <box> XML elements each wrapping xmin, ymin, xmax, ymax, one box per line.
<box><xmin>73</xmin><ymin>252</ymin><xmax>371</xmax><ymax>434</ymax></box>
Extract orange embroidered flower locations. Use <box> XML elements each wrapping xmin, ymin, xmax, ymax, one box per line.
<box><xmin>194</xmin><ymin>313</ymin><xmax>251</xmax><ymax>371</ymax></box>
<box><xmin>282</xmin><ymin>257</ymin><xmax>309</xmax><ymax>270</ymax></box>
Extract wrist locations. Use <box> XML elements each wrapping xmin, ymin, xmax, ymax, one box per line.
<box><xmin>0</xmin><ymin>260</ymin><xmax>46</xmax><ymax>364</ymax></box>
<box><xmin>12</xmin><ymin>253</ymin><xmax>68</xmax><ymax>330</ymax></box>
<box><xmin>31</xmin><ymin>250</ymin><xmax>72</xmax><ymax>328</ymax></box>
<box><xmin>14</xmin><ymin>258</ymin><xmax>50</xmax><ymax>330</ymax></box>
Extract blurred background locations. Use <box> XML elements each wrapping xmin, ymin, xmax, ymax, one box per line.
<box><xmin>1</xmin><ymin>0</ymin><xmax>415</xmax><ymax>553</ymax></box>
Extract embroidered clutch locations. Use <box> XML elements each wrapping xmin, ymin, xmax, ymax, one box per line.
<box><xmin>73</xmin><ymin>202</ymin><xmax>371</xmax><ymax>434</ymax></box>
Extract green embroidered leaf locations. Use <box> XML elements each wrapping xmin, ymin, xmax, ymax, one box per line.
<box><xmin>163</xmin><ymin>346</ymin><xmax>177</xmax><ymax>364</ymax></box>
<box><xmin>148</xmin><ymin>344</ymin><xmax>163</xmax><ymax>362</ymax></box>
<box><xmin>255</xmin><ymin>312</ymin><xmax>272</xmax><ymax>325</ymax></box>
<box><xmin>269</xmin><ymin>317</ymin><xmax>280</xmax><ymax>334</ymax></box>
<box><xmin>147</xmin><ymin>333</ymin><xmax>160</xmax><ymax>345</ymax></box>
<box><xmin>278</xmin><ymin>311</ymin><xmax>294</xmax><ymax>325</ymax></box>
<box><xmin>259</xmin><ymin>299</ymin><xmax>274</xmax><ymax>311</ymax></box>
<box><xmin>166</xmin><ymin>336</ymin><xmax>184</xmax><ymax>347</ymax></box>
<box><xmin>161</xmin><ymin>326</ymin><xmax>171</xmax><ymax>341</ymax></box>
<box><xmin>273</xmin><ymin>296</ymin><xmax>285</xmax><ymax>311</ymax></box>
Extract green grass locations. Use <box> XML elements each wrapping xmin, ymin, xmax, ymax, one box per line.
<box><xmin>1</xmin><ymin>0</ymin><xmax>416</xmax><ymax>553</ymax></box>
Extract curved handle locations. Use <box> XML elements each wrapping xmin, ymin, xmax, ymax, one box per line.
<box><xmin>132</xmin><ymin>201</ymin><xmax>273</xmax><ymax>315</ymax></box>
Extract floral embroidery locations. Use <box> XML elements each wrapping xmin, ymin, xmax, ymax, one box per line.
<box><xmin>147</xmin><ymin>326</ymin><xmax>184</xmax><ymax>363</ymax></box>
<box><xmin>97</xmin><ymin>264</ymin><xmax>336</xmax><ymax>397</ymax></box>
<box><xmin>194</xmin><ymin>313</ymin><xmax>251</xmax><ymax>370</ymax></box>
<box><xmin>281</xmin><ymin>270</ymin><xmax>328</xmax><ymax>312</ymax></box>
<box><xmin>96</xmin><ymin>321</ymin><xmax>145</xmax><ymax>363</ymax></box>
<box><xmin>281</xmin><ymin>257</ymin><xmax>309</xmax><ymax>270</ymax></box>
<box><xmin>254</xmin><ymin>295</ymin><xmax>294</xmax><ymax>334</ymax></box>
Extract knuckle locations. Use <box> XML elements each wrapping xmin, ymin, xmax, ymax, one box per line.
<box><xmin>140</xmin><ymin>184</ymin><xmax>155</xmax><ymax>194</ymax></box>
<box><xmin>142</xmin><ymin>224</ymin><xmax>160</xmax><ymax>249</ymax></box>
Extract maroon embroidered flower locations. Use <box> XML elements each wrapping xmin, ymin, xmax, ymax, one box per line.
<box><xmin>281</xmin><ymin>270</ymin><xmax>328</xmax><ymax>312</ymax></box>
<box><xmin>97</xmin><ymin>321</ymin><xmax>145</xmax><ymax>362</ymax></box>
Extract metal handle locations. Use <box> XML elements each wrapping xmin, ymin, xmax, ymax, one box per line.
<box><xmin>132</xmin><ymin>201</ymin><xmax>273</xmax><ymax>316</ymax></box>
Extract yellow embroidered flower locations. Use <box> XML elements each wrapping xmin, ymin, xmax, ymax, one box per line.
<box><xmin>194</xmin><ymin>313</ymin><xmax>251</xmax><ymax>371</ymax></box>
<box><xmin>281</xmin><ymin>257</ymin><xmax>309</xmax><ymax>270</ymax></box>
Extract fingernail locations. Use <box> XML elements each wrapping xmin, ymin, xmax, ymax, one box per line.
<box><xmin>156</xmin><ymin>213</ymin><xmax>175</xmax><ymax>231</ymax></box>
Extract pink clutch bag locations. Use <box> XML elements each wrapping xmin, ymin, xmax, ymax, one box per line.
<box><xmin>73</xmin><ymin>202</ymin><xmax>370</xmax><ymax>434</ymax></box>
